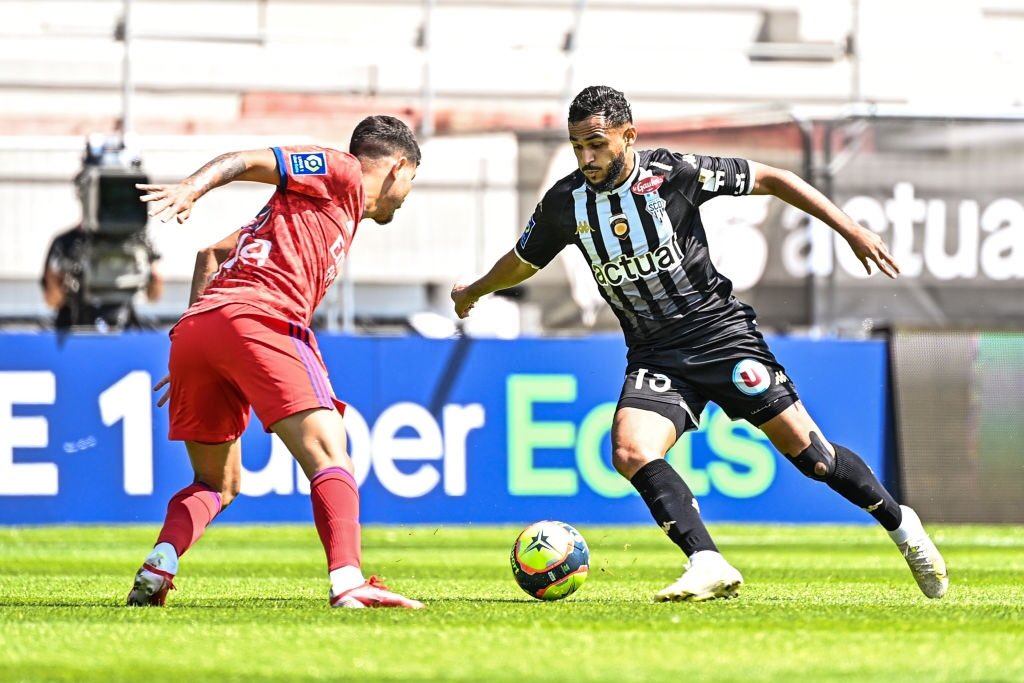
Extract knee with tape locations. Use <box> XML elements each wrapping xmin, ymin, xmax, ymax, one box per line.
<box><xmin>789</xmin><ymin>431</ymin><xmax>835</xmax><ymax>481</ymax></box>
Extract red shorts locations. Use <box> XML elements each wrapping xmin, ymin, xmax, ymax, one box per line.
<box><xmin>167</xmin><ymin>303</ymin><xmax>345</xmax><ymax>443</ymax></box>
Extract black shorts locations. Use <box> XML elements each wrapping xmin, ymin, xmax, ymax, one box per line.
<box><xmin>616</xmin><ymin>331</ymin><xmax>800</xmax><ymax>437</ymax></box>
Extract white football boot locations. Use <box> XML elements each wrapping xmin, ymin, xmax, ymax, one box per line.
<box><xmin>126</xmin><ymin>543</ymin><xmax>178</xmax><ymax>607</ymax></box>
<box><xmin>655</xmin><ymin>551</ymin><xmax>744</xmax><ymax>602</ymax></box>
<box><xmin>888</xmin><ymin>505</ymin><xmax>948</xmax><ymax>599</ymax></box>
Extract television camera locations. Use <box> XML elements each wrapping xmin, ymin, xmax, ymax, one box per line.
<box><xmin>60</xmin><ymin>136</ymin><xmax>155</xmax><ymax>329</ymax></box>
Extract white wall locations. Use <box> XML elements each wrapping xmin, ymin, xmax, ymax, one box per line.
<box><xmin>0</xmin><ymin>132</ymin><xmax>518</xmax><ymax>285</ymax></box>
<box><xmin>1</xmin><ymin>0</ymin><xmax>1021</xmax><ymax>125</ymax></box>
<box><xmin>2</xmin><ymin>0</ymin><xmax>1023</xmax><ymax>321</ymax></box>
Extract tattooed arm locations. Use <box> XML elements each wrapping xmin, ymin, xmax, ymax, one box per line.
<box><xmin>136</xmin><ymin>149</ymin><xmax>280</xmax><ymax>224</ymax></box>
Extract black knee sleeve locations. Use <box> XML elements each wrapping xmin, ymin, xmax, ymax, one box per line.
<box><xmin>789</xmin><ymin>431</ymin><xmax>835</xmax><ymax>481</ymax></box>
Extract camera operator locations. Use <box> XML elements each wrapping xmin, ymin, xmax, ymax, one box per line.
<box><xmin>40</xmin><ymin>135</ymin><xmax>163</xmax><ymax>331</ymax></box>
<box><xmin>41</xmin><ymin>225</ymin><xmax>163</xmax><ymax>330</ymax></box>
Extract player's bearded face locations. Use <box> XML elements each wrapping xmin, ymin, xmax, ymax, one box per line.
<box><xmin>587</xmin><ymin>149</ymin><xmax>627</xmax><ymax>193</ymax></box>
<box><xmin>569</xmin><ymin>117</ymin><xmax>632</xmax><ymax>193</ymax></box>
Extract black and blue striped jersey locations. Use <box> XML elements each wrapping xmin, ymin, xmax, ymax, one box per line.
<box><xmin>515</xmin><ymin>148</ymin><xmax>760</xmax><ymax>349</ymax></box>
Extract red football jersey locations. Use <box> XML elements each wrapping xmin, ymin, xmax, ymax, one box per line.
<box><xmin>182</xmin><ymin>146</ymin><xmax>365</xmax><ymax>326</ymax></box>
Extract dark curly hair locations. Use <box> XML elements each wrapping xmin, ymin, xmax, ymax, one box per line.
<box><xmin>568</xmin><ymin>86</ymin><xmax>633</xmax><ymax>126</ymax></box>
<box><xmin>349</xmin><ymin>115</ymin><xmax>421</xmax><ymax>165</ymax></box>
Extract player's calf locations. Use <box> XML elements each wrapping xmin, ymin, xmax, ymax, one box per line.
<box><xmin>787</xmin><ymin>434</ymin><xmax>948</xmax><ymax>597</ymax></box>
<box><xmin>787</xmin><ymin>432</ymin><xmax>901</xmax><ymax>531</ymax></box>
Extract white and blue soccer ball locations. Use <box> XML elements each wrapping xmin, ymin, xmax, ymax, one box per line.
<box><xmin>510</xmin><ymin>520</ymin><xmax>590</xmax><ymax>601</ymax></box>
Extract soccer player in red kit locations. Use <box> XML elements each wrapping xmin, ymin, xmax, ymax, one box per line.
<box><xmin>126</xmin><ymin>116</ymin><xmax>424</xmax><ymax>609</ymax></box>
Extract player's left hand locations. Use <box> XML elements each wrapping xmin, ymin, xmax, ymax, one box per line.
<box><xmin>153</xmin><ymin>373</ymin><xmax>171</xmax><ymax>408</ymax></box>
<box><xmin>451</xmin><ymin>284</ymin><xmax>478</xmax><ymax>318</ymax></box>
<box><xmin>137</xmin><ymin>182</ymin><xmax>197</xmax><ymax>224</ymax></box>
<box><xmin>846</xmin><ymin>225</ymin><xmax>900</xmax><ymax>278</ymax></box>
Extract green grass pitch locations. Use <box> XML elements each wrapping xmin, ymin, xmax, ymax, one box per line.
<box><xmin>1</xmin><ymin>523</ymin><xmax>1022</xmax><ymax>682</ymax></box>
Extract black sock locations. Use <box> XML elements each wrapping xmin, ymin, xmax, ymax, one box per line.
<box><xmin>828</xmin><ymin>443</ymin><xmax>903</xmax><ymax>531</ymax></box>
<box><xmin>630</xmin><ymin>459</ymin><xmax>718</xmax><ymax>556</ymax></box>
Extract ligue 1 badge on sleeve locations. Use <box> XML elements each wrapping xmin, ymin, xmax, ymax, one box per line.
<box><xmin>289</xmin><ymin>152</ymin><xmax>327</xmax><ymax>176</ymax></box>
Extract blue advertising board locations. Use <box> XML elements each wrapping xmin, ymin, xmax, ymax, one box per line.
<box><xmin>0</xmin><ymin>332</ymin><xmax>889</xmax><ymax>525</ymax></box>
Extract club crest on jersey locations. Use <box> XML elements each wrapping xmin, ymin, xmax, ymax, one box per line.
<box><xmin>289</xmin><ymin>152</ymin><xmax>327</xmax><ymax>176</ymax></box>
<box><xmin>610</xmin><ymin>214</ymin><xmax>630</xmax><ymax>240</ymax></box>
<box><xmin>732</xmin><ymin>359</ymin><xmax>771</xmax><ymax>396</ymax></box>
<box><xmin>631</xmin><ymin>175</ymin><xmax>664</xmax><ymax>195</ymax></box>
<box><xmin>645</xmin><ymin>198</ymin><xmax>667</xmax><ymax>221</ymax></box>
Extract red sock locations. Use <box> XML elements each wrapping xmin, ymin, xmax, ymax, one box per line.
<box><xmin>310</xmin><ymin>467</ymin><xmax>361</xmax><ymax>571</ymax></box>
<box><xmin>156</xmin><ymin>482</ymin><xmax>222</xmax><ymax>558</ymax></box>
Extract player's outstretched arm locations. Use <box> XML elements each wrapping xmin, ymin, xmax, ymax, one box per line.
<box><xmin>749</xmin><ymin>161</ymin><xmax>900</xmax><ymax>278</ymax></box>
<box><xmin>451</xmin><ymin>249</ymin><xmax>538</xmax><ymax>318</ymax></box>
<box><xmin>137</xmin><ymin>149</ymin><xmax>280</xmax><ymax>224</ymax></box>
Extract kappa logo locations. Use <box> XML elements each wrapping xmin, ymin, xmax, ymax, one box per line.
<box><xmin>289</xmin><ymin>152</ymin><xmax>327</xmax><ymax>176</ymax></box>
<box><xmin>631</xmin><ymin>175</ymin><xmax>665</xmax><ymax>195</ymax></box>
<box><xmin>660</xmin><ymin>520</ymin><xmax>676</xmax><ymax>535</ymax></box>
<box><xmin>732</xmin><ymin>359</ymin><xmax>771</xmax><ymax>396</ymax></box>
<box><xmin>576</xmin><ymin>220</ymin><xmax>591</xmax><ymax>235</ymax></box>
<box><xmin>774</xmin><ymin>370</ymin><xmax>789</xmax><ymax>385</ymax></box>
<box><xmin>681</xmin><ymin>153</ymin><xmax>698</xmax><ymax>169</ymax></box>
<box><xmin>610</xmin><ymin>213</ymin><xmax>630</xmax><ymax>240</ymax></box>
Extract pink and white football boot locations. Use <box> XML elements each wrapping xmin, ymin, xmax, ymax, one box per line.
<box><xmin>330</xmin><ymin>576</ymin><xmax>425</xmax><ymax>609</ymax></box>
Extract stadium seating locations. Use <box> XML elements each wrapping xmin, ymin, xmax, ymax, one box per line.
<box><xmin>1</xmin><ymin>0</ymin><xmax>1021</xmax><ymax>327</ymax></box>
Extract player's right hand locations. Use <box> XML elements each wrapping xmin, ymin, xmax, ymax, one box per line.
<box><xmin>137</xmin><ymin>182</ymin><xmax>197</xmax><ymax>224</ymax></box>
<box><xmin>153</xmin><ymin>373</ymin><xmax>171</xmax><ymax>408</ymax></box>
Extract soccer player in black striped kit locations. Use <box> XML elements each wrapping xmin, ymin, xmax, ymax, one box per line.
<box><xmin>452</xmin><ymin>86</ymin><xmax>948</xmax><ymax>601</ymax></box>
